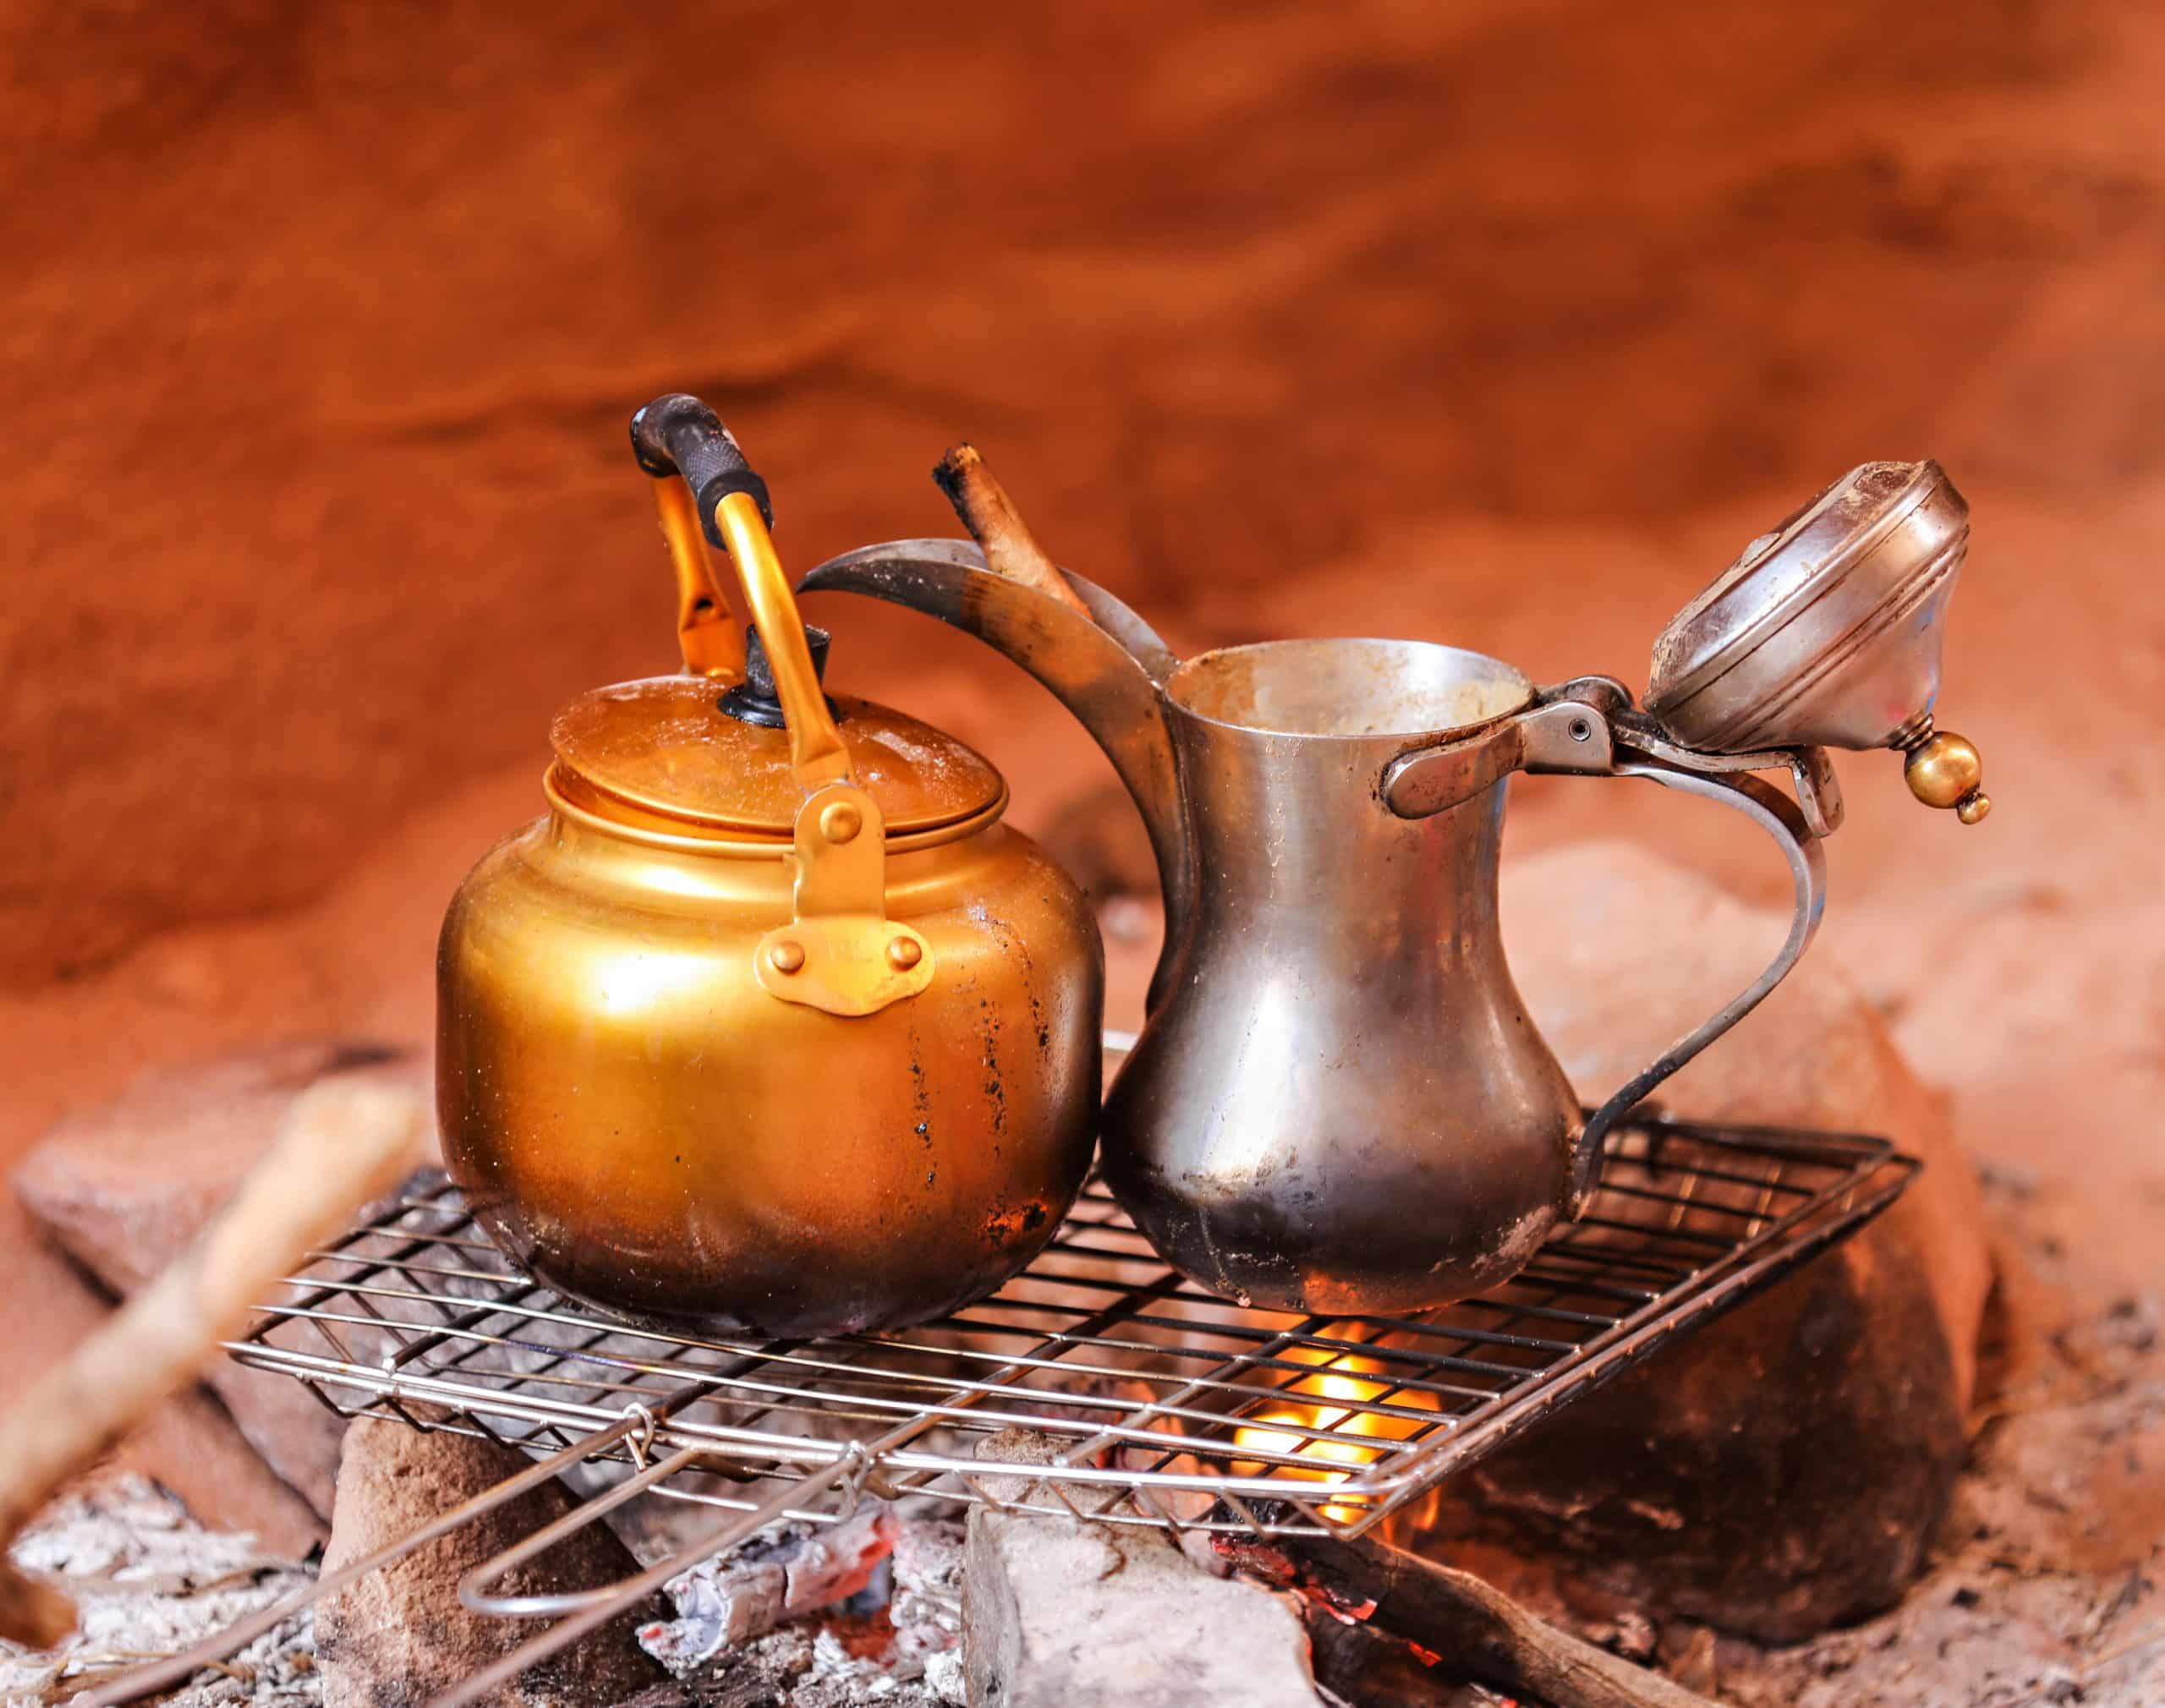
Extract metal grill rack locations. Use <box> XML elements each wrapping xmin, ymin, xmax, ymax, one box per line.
<box><xmin>233</xmin><ymin>1112</ymin><xmax>1913</xmax><ymax>1543</ymax></box>
<box><xmin>83</xmin><ymin>1107</ymin><xmax>1913</xmax><ymax>1707</ymax></box>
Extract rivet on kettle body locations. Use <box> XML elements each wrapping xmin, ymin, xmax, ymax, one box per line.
<box><xmin>768</xmin><ymin>940</ymin><xmax>806</xmax><ymax>974</ymax></box>
<box><xmin>887</xmin><ymin>936</ymin><xmax>924</xmax><ymax>971</ymax></box>
<box><xmin>819</xmin><ymin>800</ymin><xmax>863</xmax><ymax>843</ymax></box>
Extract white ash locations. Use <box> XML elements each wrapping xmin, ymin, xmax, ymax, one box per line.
<box><xmin>1</xmin><ymin>1474</ymin><xmax>315</xmax><ymax>1707</ymax></box>
<box><xmin>887</xmin><ymin>1518</ymin><xmax>964</xmax><ymax>1668</ymax></box>
<box><xmin>4</xmin><ymin>1477</ymin><xmax>967</xmax><ymax>1708</ymax></box>
<box><xmin>673</xmin><ymin>1620</ymin><xmax>963</xmax><ymax>1706</ymax></box>
<box><xmin>638</xmin><ymin>1501</ymin><xmax>898</xmax><ymax>1672</ymax></box>
<box><xmin>636</xmin><ymin>1508</ymin><xmax>966</xmax><ymax>1705</ymax></box>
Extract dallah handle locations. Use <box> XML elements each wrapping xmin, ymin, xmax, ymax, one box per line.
<box><xmin>1382</xmin><ymin>686</ymin><xmax>1828</xmax><ymax>1219</ymax></box>
<box><xmin>1554</xmin><ymin>751</ymin><xmax>1826</xmax><ymax>1214</ymax></box>
<box><xmin>1501</xmin><ymin>688</ymin><xmax>1829</xmax><ymax>1214</ymax></box>
<box><xmin>629</xmin><ymin>396</ymin><xmax>847</xmax><ymax>791</ymax></box>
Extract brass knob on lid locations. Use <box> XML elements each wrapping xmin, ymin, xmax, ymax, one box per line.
<box><xmin>1900</xmin><ymin>724</ymin><xmax>1990</xmax><ymax>824</ymax></box>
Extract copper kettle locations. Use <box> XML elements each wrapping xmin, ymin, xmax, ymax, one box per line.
<box><xmin>436</xmin><ymin>396</ymin><xmax>1103</xmax><ymax>1337</ymax></box>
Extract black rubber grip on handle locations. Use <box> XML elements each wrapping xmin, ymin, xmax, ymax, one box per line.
<box><xmin>629</xmin><ymin>393</ymin><xmax>775</xmax><ymax>541</ymax></box>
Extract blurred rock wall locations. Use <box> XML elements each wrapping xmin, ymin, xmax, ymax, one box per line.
<box><xmin>5</xmin><ymin>0</ymin><xmax>2160</xmax><ymax>983</ymax></box>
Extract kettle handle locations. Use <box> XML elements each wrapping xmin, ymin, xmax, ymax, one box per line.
<box><xmin>630</xmin><ymin>396</ymin><xmax>849</xmax><ymax>791</ymax></box>
<box><xmin>651</xmin><ymin>475</ymin><xmax>744</xmax><ymax>679</ymax></box>
<box><xmin>628</xmin><ymin>396</ymin><xmax>929</xmax><ymax>1018</ymax></box>
<box><xmin>631</xmin><ymin>393</ymin><xmax>773</xmax><ymax>529</ymax></box>
<box><xmin>1545</xmin><ymin>708</ymin><xmax>1828</xmax><ymax>1216</ymax></box>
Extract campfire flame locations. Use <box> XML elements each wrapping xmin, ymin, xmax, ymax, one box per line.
<box><xmin>1230</xmin><ymin>1341</ymin><xmax>1439</xmax><ymax>1522</ymax></box>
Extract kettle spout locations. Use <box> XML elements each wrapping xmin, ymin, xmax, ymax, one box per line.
<box><xmin>798</xmin><ymin>539</ymin><xmax>1192</xmax><ymax>1004</ymax></box>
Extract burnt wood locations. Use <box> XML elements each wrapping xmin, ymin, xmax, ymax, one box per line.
<box><xmin>1216</xmin><ymin>1516</ymin><xmax>1722</xmax><ymax>1708</ymax></box>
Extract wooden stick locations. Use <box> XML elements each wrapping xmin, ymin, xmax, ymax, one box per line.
<box><xmin>1302</xmin><ymin>1606</ymin><xmax>1470</xmax><ymax>1706</ymax></box>
<box><xmin>931</xmin><ymin>443</ymin><xmax>1096</xmax><ymax>621</ymax></box>
<box><xmin>0</xmin><ymin>1080</ymin><xmax>425</xmax><ymax>1647</ymax></box>
<box><xmin>1217</xmin><ymin>1528</ymin><xmax>1724</xmax><ymax>1708</ymax></box>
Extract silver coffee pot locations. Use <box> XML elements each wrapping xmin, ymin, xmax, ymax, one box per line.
<box><xmin>803</xmin><ymin>460</ymin><xmax>1987</xmax><ymax>1312</ymax></box>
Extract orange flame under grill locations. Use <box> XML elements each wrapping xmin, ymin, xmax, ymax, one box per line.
<box><xmin>1230</xmin><ymin>1341</ymin><xmax>1441</xmax><ymax>1521</ymax></box>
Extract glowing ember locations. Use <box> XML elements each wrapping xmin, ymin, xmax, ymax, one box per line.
<box><xmin>1230</xmin><ymin>1342</ymin><xmax>1440</xmax><ymax>1522</ymax></box>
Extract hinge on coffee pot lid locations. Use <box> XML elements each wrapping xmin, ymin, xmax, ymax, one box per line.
<box><xmin>1645</xmin><ymin>460</ymin><xmax>1991</xmax><ymax>824</ymax></box>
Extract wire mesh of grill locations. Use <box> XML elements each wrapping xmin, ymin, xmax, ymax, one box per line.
<box><xmin>232</xmin><ymin>1112</ymin><xmax>1912</xmax><ymax>1542</ymax></box>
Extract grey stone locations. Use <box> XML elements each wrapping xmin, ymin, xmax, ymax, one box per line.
<box><xmin>315</xmin><ymin>1419</ymin><xmax>662</xmax><ymax>1708</ymax></box>
<box><xmin>962</xmin><ymin>1430</ymin><xmax>1326</xmax><ymax>1708</ymax></box>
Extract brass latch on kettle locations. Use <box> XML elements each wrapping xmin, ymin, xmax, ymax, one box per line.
<box><xmin>633</xmin><ymin>393</ymin><xmax>937</xmax><ymax>1019</ymax></box>
<box><xmin>755</xmin><ymin>782</ymin><xmax>934</xmax><ymax>1016</ymax></box>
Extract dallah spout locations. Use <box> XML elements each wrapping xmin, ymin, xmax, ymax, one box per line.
<box><xmin>798</xmin><ymin>539</ymin><xmax>1192</xmax><ymax>1007</ymax></box>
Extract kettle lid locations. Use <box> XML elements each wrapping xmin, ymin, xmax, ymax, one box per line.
<box><xmin>550</xmin><ymin>671</ymin><xmax>1006</xmax><ymax>838</ymax></box>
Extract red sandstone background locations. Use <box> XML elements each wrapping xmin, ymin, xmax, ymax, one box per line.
<box><xmin>3</xmin><ymin>2</ymin><xmax>2161</xmax><ymax>1541</ymax></box>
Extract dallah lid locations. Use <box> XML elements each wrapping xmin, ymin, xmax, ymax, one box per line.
<box><xmin>1646</xmin><ymin>460</ymin><xmax>1970</xmax><ymax>753</ymax></box>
